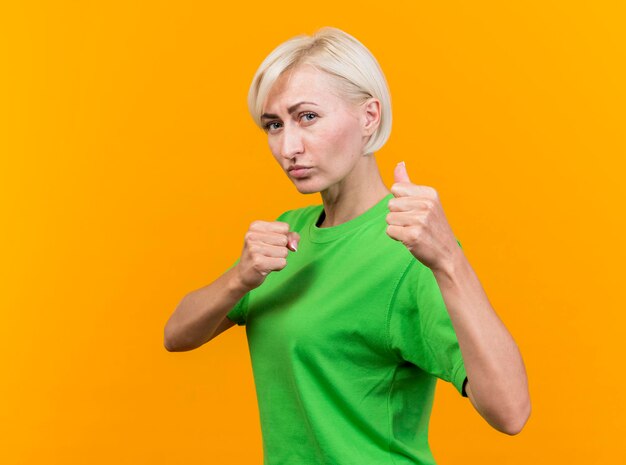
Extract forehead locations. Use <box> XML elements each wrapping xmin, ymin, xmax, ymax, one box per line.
<box><xmin>263</xmin><ymin>65</ymin><xmax>340</xmax><ymax>111</ymax></box>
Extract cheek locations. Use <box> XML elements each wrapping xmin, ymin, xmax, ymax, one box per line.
<box><xmin>318</xmin><ymin>120</ymin><xmax>361</xmax><ymax>156</ymax></box>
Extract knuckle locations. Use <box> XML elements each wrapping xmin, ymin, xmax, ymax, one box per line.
<box><xmin>408</xmin><ymin>227</ymin><xmax>421</xmax><ymax>242</ymax></box>
<box><xmin>275</xmin><ymin>221</ymin><xmax>290</xmax><ymax>231</ymax></box>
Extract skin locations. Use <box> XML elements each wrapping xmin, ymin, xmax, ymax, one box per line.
<box><xmin>261</xmin><ymin>64</ymin><xmax>392</xmax><ymax>227</ymax></box>
<box><xmin>202</xmin><ymin>63</ymin><xmax>531</xmax><ymax>435</ymax></box>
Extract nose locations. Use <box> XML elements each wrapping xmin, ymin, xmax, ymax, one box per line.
<box><xmin>279</xmin><ymin>125</ymin><xmax>304</xmax><ymax>159</ymax></box>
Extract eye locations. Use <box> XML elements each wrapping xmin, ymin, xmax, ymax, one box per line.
<box><xmin>301</xmin><ymin>112</ymin><xmax>317</xmax><ymax>122</ymax></box>
<box><xmin>263</xmin><ymin>112</ymin><xmax>318</xmax><ymax>133</ymax></box>
<box><xmin>264</xmin><ymin>121</ymin><xmax>281</xmax><ymax>132</ymax></box>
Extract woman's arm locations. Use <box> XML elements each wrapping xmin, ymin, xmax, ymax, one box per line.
<box><xmin>164</xmin><ymin>265</ymin><xmax>248</xmax><ymax>352</ymax></box>
<box><xmin>386</xmin><ymin>161</ymin><xmax>530</xmax><ymax>435</ymax></box>
<box><xmin>164</xmin><ymin>219</ymin><xmax>300</xmax><ymax>352</ymax></box>
<box><xmin>432</xmin><ymin>249</ymin><xmax>531</xmax><ymax>435</ymax></box>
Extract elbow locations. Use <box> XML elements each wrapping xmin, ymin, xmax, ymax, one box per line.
<box><xmin>500</xmin><ymin>398</ymin><xmax>532</xmax><ymax>436</ymax></box>
<box><xmin>164</xmin><ymin>298</ymin><xmax>193</xmax><ymax>352</ymax></box>
<box><xmin>163</xmin><ymin>326</ymin><xmax>178</xmax><ymax>352</ymax></box>
<box><xmin>163</xmin><ymin>323</ymin><xmax>201</xmax><ymax>352</ymax></box>
<box><xmin>164</xmin><ymin>337</ymin><xmax>177</xmax><ymax>352</ymax></box>
<box><xmin>478</xmin><ymin>387</ymin><xmax>531</xmax><ymax>435</ymax></box>
<box><xmin>163</xmin><ymin>322</ymin><xmax>186</xmax><ymax>352</ymax></box>
<box><xmin>164</xmin><ymin>333</ymin><xmax>189</xmax><ymax>352</ymax></box>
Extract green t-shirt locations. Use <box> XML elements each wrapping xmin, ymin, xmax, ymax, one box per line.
<box><xmin>226</xmin><ymin>193</ymin><xmax>468</xmax><ymax>465</ymax></box>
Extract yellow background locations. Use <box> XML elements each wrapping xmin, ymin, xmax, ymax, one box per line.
<box><xmin>1</xmin><ymin>1</ymin><xmax>624</xmax><ymax>463</ymax></box>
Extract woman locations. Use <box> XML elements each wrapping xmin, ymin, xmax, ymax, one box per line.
<box><xmin>164</xmin><ymin>27</ymin><xmax>530</xmax><ymax>464</ymax></box>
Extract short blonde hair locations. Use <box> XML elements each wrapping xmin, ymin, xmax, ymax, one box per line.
<box><xmin>247</xmin><ymin>26</ymin><xmax>392</xmax><ymax>156</ymax></box>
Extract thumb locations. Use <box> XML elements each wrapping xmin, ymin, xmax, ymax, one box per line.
<box><xmin>394</xmin><ymin>161</ymin><xmax>411</xmax><ymax>184</ymax></box>
<box><xmin>287</xmin><ymin>231</ymin><xmax>300</xmax><ymax>252</ymax></box>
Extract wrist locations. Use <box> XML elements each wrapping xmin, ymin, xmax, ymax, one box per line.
<box><xmin>228</xmin><ymin>264</ymin><xmax>252</xmax><ymax>295</ymax></box>
<box><xmin>432</xmin><ymin>244</ymin><xmax>466</xmax><ymax>282</ymax></box>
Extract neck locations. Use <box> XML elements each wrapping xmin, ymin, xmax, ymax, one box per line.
<box><xmin>318</xmin><ymin>154</ymin><xmax>391</xmax><ymax>228</ymax></box>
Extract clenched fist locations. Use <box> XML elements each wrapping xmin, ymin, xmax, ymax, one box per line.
<box><xmin>235</xmin><ymin>220</ymin><xmax>300</xmax><ymax>291</ymax></box>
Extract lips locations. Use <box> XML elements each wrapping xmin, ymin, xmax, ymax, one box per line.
<box><xmin>289</xmin><ymin>166</ymin><xmax>313</xmax><ymax>178</ymax></box>
<box><xmin>288</xmin><ymin>165</ymin><xmax>311</xmax><ymax>171</ymax></box>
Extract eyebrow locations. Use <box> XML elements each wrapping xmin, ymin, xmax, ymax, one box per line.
<box><xmin>261</xmin><ymin>101</ymin><xmax>319</xmax><ymax>120</ymax></box>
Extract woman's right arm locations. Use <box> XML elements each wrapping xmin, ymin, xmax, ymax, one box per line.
<box><xmin>163</xmin><ymin>264</ymin><xmax>249</xmax><ymax>352</ymax></box>
<box><xmin>163</xmin><ymin>219</ymin><xmax>301</xmax><ymax>352</ymax></box>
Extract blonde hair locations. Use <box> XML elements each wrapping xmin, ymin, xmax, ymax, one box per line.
<box><xmin>247</xmin><ymin>27</ymin><xmax>392</xmax><ymax>156</ymax></box>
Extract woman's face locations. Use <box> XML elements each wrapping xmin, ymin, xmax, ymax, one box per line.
<box><xmin>261</xmin><ymin>65</ymin><xmax>376</xmax><ymax>195</ymax></box>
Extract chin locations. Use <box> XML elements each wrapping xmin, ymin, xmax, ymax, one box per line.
<box><xmin>294</xmin><ymin>185</ymin><xmax>321</xmax><ymax>195</ymax></box>
<box><xmin>291</xmin><ymin>179</ymin><xmax>323</xmax><ymax>195</ymax></box>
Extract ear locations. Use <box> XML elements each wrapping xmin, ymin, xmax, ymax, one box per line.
<box><xmin>360</xmin><ymin>97</ymin><xmax>381</xmax><ymax>137</ymax></box>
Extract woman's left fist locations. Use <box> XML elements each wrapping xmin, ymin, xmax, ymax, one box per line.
<box><xmin>386</xmin><ymin>161</ymin><xmax>460</xmax><ymax>272</ymax></box>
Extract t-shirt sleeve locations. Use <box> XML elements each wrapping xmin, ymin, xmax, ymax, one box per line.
<box><xmin>389</xmin><ymin>255</ymin><xmax>468</xmax><ymax>397</ymax></box>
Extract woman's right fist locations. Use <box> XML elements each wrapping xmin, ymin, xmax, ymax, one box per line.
<box><xmin>235</xmin><ymin>220</ymin><xmax>300</xmax><ymax>291</ymax></box>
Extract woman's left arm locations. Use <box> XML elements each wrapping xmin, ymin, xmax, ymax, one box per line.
<box><xmin>431</xmin><ymin>247</ymin><xmax>531</xmax><ymax>435</ymax></box>
<box><xmin>386</xmin><ymin>162</ymin><xmax>531</xmax><ymax>435</ymax></box>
